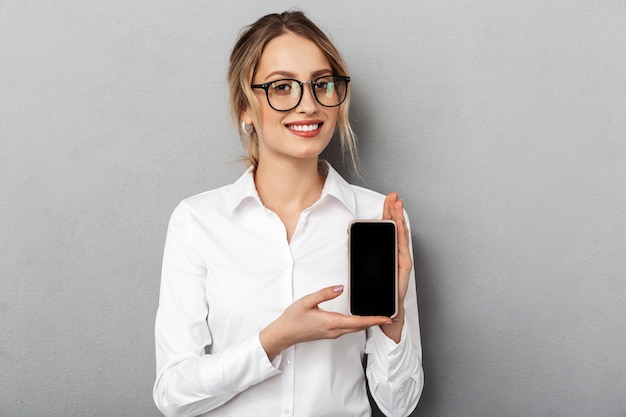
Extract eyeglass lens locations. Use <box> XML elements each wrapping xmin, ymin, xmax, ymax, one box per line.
<box><xmin>267</xmin><ymin>76</ymin><xmax>347</xmax><ymax>111</ymax></box>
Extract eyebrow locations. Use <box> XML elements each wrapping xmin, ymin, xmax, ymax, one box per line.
<box><xmin>262</xmin><ymin>69</ymin><xmax>333</xmax><ymax>81</ymax></box>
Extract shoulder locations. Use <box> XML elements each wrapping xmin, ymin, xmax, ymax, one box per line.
<box><xmin>168</xmin><ymin>184</ymin><xmax>232</xmax><ymax>226</ymax></box>
<box><xmin>323</xmin><ymin>162</ymin><xmax>387</xmax><ymax>218</ymax></box>
<box><xmin>170</xmin><ymin>167</ymin><xmax>255</xmax><ymax>221</ymax></box>
<box><xmin>348</xmin><ymin>183</ymin><xmax>387</xmax><ymax>219</ymax></box>
<box><xmin>349</xmin><ymin>183</ymin><xmax>386</xmax><ymax>202</ymax></box>
<box><xmin>182</xmin><ymin>184</ymin><xmax>232</xmax><ymax>209</ymax></box>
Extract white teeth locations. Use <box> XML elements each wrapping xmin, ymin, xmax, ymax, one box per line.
<box><xmin>288</xmin><ymin>124</ymin><xmax>319</xmax><ymax>132</ymax></box>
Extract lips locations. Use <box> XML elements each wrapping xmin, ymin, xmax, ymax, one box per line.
<box><xmin>285</xmin><ymin>120</ymin><xmax>324</xmax><ymax>136</ymax></box>
<box><xmin>288</xmin><ymin>123</ymin><xmax>320</xmax><ymax>132</ymax></box>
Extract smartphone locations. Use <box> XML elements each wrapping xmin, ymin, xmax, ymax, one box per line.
<box><xmin>348</xmin><ymin>220</ymin><xmax>398</xmax><ymax>318</ymax></box>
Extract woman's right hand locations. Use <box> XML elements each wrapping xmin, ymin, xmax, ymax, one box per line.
<box><xmin>259</xmin><ymin>285</ymin><xmax>392</xmax><ymax>361</ymax></box>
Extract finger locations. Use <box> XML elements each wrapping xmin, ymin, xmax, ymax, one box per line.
<box><xmin>382</xmin><ymin>192</ymin><xmax>397</xmax><ymax>220</ymax></box>
<box><xmin>392</xmin><ymin>198</ymin><xmax>404</xmax><ymax>224</ymax></box>
<box><xmin>327</xmin><ymin>312</ymin><xmax>391</xmax><ymax>331</ymax></box>
<box><xmin>393</xmin><ymin>200</ymin><xmax>409</xmax><ymax>244</ymax></box>
<box><xmin>299</xmin><ymin>285</ymin><xmax>344</xmax><ymax>308</ymax></box>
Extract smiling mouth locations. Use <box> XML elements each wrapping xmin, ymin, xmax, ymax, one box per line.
<box><xmin>286</xmin><ymin>123</ymin><xmax>321</xmax><ymax>132</ymax></box>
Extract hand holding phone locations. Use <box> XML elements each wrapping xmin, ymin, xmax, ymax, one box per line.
<box><xmin>348</xmin><ymin>220</ymin><xmax>398</xmax><ymax>318</ymax></box>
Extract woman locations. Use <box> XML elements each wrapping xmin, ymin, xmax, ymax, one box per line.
<box><xmin>154</xmin><ymin>11</ymin><xmax>423</xmax><ymax>417</ymax></box>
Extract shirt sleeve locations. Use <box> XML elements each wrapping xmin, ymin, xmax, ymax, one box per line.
<box><xmin>364</xmin><ymin>214</ymin><xmax>424</xmax><ymax>417</ymax></box>
<box><xmin>153</xmin><ymin>201</ymin><xmax>281</xmax><ymax>417</ymax></box>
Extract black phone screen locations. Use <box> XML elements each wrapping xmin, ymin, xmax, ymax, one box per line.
<box><xmin>349</xmin><ymin>221</ymin><xmax>397</xmax><ymax>317</ymax></box>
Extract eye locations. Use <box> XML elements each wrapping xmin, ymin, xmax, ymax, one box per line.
<box><xmin>270</xmin><ymin>80</ymin><xmax>294</xmax><ymax>95</ymax></box>
<box><xmin>314</xmin><ymin>78</ymin><xmax>335</xmax><ymax>97</ymax></box>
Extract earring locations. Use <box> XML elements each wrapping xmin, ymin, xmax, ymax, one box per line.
<box><xmin>241</xmin><ymin>121</ymin><xmax>254</xmax><ymax>134</ymax></box>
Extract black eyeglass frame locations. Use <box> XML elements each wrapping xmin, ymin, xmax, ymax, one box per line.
<box><xmin>251</xmin><ymin>75</ymin><xmax>351</xmax><ymax>112</ymax></box>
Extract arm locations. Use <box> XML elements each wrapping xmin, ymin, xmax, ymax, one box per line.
<box><xmin>365</xmin><ymin>193</ymin><xmax>424</xmax><ymax>416</ymax></box>
<box><xmin>259</xmin><ymin>285</ymin><xmax>393</xmax><ymax>361</ymax></box>
<box><xmin>153</xmin><ymin>202</ymin><xmax>280</xmax><ymax>417</ymax></box>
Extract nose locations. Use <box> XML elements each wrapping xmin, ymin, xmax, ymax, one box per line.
<box><xmin>295</xmin><ymin>82</ymin><xmax>318</xmax><ymax>114</ymax></box>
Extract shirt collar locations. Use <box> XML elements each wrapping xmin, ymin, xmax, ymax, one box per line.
<box><xmin>227</xmin><ymin>161</ymin><xmax>356</xmax><ymax>214</ymax></box>
<box><xmin>227</xmin><ymin>165</ymin><xmax>261</xmax><ymax>212</ymax></box>
<box><xmin>319</xmin><ymin>161</ymin><xmax>356</xmax><ymax>214</ymax></box>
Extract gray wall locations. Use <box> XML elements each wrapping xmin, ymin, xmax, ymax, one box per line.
<box><xmin>1</xmin><ymin>1</ymin><xmax>625</xmax><ymax>416</ymax></box>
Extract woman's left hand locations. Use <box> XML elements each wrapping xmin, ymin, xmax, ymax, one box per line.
<box><xmin>380</xmin><ymin>192</ymin><xmax>413</xmax><ymax>342</ymax></box>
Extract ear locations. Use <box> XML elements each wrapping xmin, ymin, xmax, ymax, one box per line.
<box><xmin>241</xmin><ymin>107</ymin><xmax>253</xmax><ymax>125</ymax></box>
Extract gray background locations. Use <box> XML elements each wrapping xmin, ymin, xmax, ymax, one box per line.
<box><xmin>1</xmin><ymin>0</ymin><xmax>625</xmax><ymax>416</ymax></box>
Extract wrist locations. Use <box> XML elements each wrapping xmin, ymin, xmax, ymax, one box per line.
<box><xmin>259</xmin><ymin>322</ymin><xmax>289</xmax><ymax>362</ymax></box>
<box><xmin>381</xmin><ymin>305</ymin><xmax>405</xmax><ymax>343</ymax></box>
<box><xmin>392</xmin><ymin>305</ymin><xmax>405</xmax><ymax>326</ymax></box>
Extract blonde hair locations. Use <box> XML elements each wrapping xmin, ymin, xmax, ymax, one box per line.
<box><xmin>227</xmin><ymin>11</ymin><xmax>357</xmax><ymax>170</ymax></box>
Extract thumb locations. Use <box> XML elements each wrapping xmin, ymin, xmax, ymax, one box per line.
<box><xmin>301</xmin><ymin>285</ymin><xmax>344</xmax><ymax>307</ymax></box>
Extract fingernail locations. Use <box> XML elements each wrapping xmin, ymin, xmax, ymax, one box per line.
<box><xmin>332</xmin><ymin>285</ymin><xmax>344</xmax><ymax>293</ymax></box>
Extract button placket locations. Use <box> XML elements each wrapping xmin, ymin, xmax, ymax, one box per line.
<box><xmin>280</xmin><ymin>346</ymin><xmax>295</xmax><ymax>417</ymax></box>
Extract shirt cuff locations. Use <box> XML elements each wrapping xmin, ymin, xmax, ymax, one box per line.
<box><xmin>198</xmin><ymin>333</ymin><xmax>282</xmax><ymax>396</ymax></box>
<box><xmin>367</xmin><ymin>323</ymin><xmax>418</xmax><ymax>384</ymax></box>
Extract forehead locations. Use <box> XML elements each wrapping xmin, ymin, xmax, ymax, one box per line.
<box><xmin>254</xmin><ymin>32</ymin><xmax>332</xmax><ymax>81</ymax></box>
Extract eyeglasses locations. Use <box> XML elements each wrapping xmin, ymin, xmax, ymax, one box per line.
<box><xmin>251</xmin><ymin>75</ymin><xmax>350</xmax><ymax>112</ymax></box>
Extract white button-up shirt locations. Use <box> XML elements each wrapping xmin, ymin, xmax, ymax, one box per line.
<box><xmin>154</xmin><ymin>162</ymin><xmax>424</xmax><ymax>417</ymax></box>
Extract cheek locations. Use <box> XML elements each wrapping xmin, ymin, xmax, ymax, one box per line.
<box><xmin>254</xmin><ymin>115</ymin><xmax>286</xmax><ymax>145</ymax></box>
<box><xmin>258</xmin><ymin>106</ymin><xmax>284</xmax><ymax>128</ymax></box>
<box><xmin>325</xmin><ymin>109</ymin><xmax>339</xmax><ymax>129</ymax></box>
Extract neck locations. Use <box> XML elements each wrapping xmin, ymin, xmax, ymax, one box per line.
<box><xmin>254</xmin><ymin>157</ymin><xmax>325</xmax><ymax>214</ymax></box>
